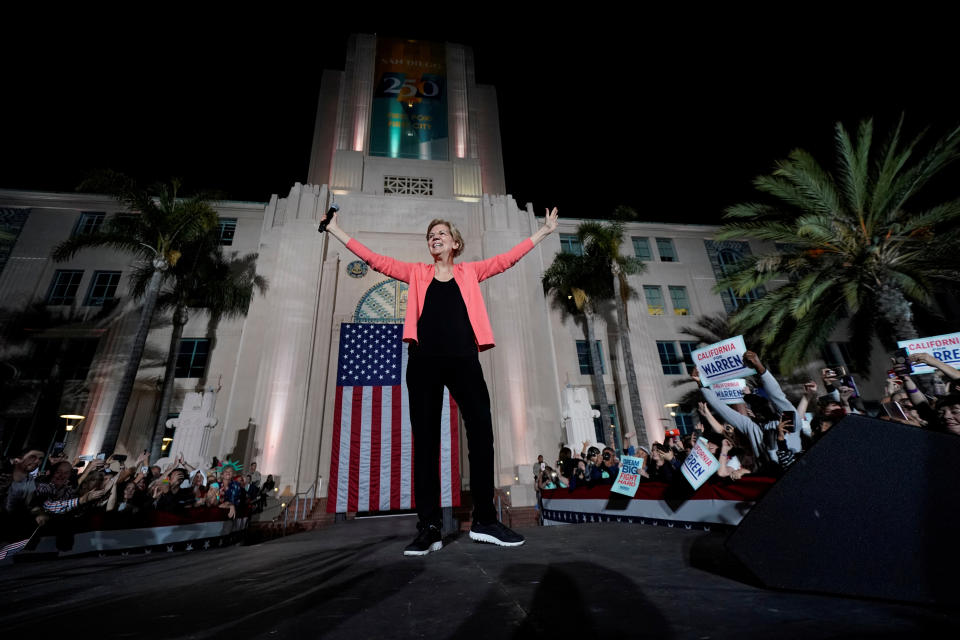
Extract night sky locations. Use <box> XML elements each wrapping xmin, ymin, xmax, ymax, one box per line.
<box><xmin>5</xmin><ymin>15</ymin><xmax>958</xmax><ymax>225</ymax></box>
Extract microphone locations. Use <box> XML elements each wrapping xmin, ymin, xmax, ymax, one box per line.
<box><xmin>318</xmin><ymin>203</ymin><xmax>340</xmax><ymax>233</ymax></box>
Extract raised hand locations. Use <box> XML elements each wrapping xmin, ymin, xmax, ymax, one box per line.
<box><xmin>543</xmin><ymin>207</ymin><xmax>559</xmax><ymax>233</ymax></box>
<box><xmin>743</xmin><ymin>350</ymin><xmax>766</xmax><ymax>374</ymax></box>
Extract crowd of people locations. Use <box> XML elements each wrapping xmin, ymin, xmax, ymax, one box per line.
<box><xmin>0</xmin><ymin>449</ymin><xmax>275</xmax><ymax>553</ymax></box>
<box><xmin>536</xmin><ymin>348</ymin><xmax>960</xmax><ymax>492</ymax></box>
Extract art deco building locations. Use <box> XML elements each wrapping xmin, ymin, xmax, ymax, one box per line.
<box><xmin>1</xmin><ymin>35</ymin><xmax>853</xmax><ymax>506</ymax></box>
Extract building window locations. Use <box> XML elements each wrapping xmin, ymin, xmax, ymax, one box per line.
<box><xmin>74</xmin><ymin>212</ymin><xmax>105</xmax><ymax>236</ymax></box>
<box><xmin>217</xmin><ymin>218</ymin><xmax>237</xmax><ymax>246</ymax></box>
<box><xmin>705</xmin><ymin>240</ymin><xmax>767</xmax><ymax>313</ymax></box>
<box><xmin>175</xmin><ymin>338</ymin><xmax>210</xmax><ymax>378</ymax></box>
<box><xmin>85</xmin><ymin>271</ymin><xmax>121</xmax><ymax>306</ymax></box>
<box><xmin>678</xmin><ymin>341</ymin><xmax>699</xmax><ymax>374</ymax></box>
<box><xmin>718</xmin><ymin>248</ymin><xmax>761</xmax><ymax>310</ymax></box>
<box><xmin>632</xmin><ymin>237</ymin><xmax>652</xmax><ymax>261</ymax></box>
<box><xmin>675</xmin><ymin>411</ymin><xmax>696</xmax><ymax>435</ymax></box>
<box><xmin>656</xmin><ymin>238</ymin><xmax>678</xmax><ymax>262</ymax></box>
<box><xmin>576</xmin><ymin>340</ymin><xmax>605</xmax><ymax>375</ymax></box>
<box><xmin>383</xmin><ymin>176</ymin><xmax>434</xmax><ymax>196</ymax></box>
<box><xmin>25</xmin><ymin>338</ymin><xmax>99</xmax><ymax>381</ymax></box>
<box><xmin>47</xmin><ymin>270</ymin><xmax>84</xmax><ymax>305</ymax></box>
<box><xmin>657</xmin><ymin>341</ymin><xmax>683</xmax><ymax>375</ymax></box>
<box><xmin>559</xmin><ymin>233</ymin><xmax>583</xmax><ymax>256</ymax></box>
<box><xmin>668</xmin><ymin>286</ymin><xmax>690</xmax><ymax>316</ymax></box>
<box><xmin>643</xmin><ymin>285</ymin><xmax>665</xmax><ymax>315</ymax></box>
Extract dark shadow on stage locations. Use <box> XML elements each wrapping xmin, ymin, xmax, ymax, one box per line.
<box><xmin>452</xmin><ymin>561</ymin><xmax>673</xmax><ymax>637</ymax></box>
<box><xmin>687</xmin><ymin>529</ymin><xmax>763</xmax><ymax>588</ymax></box>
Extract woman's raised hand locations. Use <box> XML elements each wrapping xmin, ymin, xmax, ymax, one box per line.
<box><xmin>543</xmin><ymin>207</ymin><xmax>559</xmax><ymax>233</ymax></box>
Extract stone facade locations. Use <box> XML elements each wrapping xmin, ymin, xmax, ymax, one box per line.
<box><xmin>0</xmin><ymin>35</ymin><xmax>877</xmax><ymax>507</ymax></box>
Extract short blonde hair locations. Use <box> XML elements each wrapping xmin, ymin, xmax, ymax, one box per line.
<box><xmin>426</xmin><ymin>219</ymin><xmax>465</xmax><ymax>258</ymax></box>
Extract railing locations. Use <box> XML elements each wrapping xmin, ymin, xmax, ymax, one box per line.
<box><xmin>281</xmin><ymin>483</ymin><xmax>316</xmax><ymax>536</ymax></box>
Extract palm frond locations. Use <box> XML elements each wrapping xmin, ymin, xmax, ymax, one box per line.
<box><xmin>834</xmin><ymin>119</ymin><xmax>872</xmax><ymax>218</ymax></box>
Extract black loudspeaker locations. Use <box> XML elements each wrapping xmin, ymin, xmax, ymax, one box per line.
<box><xmin>726</xmin><ymin>414</ymin><xmax>960</xmax><ymax>605</ymax></box>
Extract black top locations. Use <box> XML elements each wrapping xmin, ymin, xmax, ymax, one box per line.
<box><xmin>416</xmin><ymin>278</ymin><xmax>477</xmax><ymax>357</ymax></box>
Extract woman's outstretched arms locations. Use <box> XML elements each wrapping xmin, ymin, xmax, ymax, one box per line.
<box><xmin>324</xmin><ymin>210</ymin><xmax>416</xmax><ymax>283</ymax></box>
<box><xmin>325</xmin><ymin>211</ymin><xmax>352</xmax><ymax>246</ymax></box>
<box><xmin>529</xmin><ymin>207</ymin><xmax>559</xmax><ymax>247</ymax></box>
<box><xmin>473</xmin><ymin>208</ymin><xmax>559</xmax><ymax>282</ymax></box>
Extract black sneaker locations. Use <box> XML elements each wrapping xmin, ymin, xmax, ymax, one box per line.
<box><xmin>469</xmin><ymin>520</ymin><xmax>525</xmax><ymax>547</ymax></box>
<box><xmin>403</xmin><ymin>524</ymin><xmax>442</xmax><ymax>556</ymax></box>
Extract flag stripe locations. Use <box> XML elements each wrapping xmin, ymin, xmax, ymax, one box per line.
<box><xmin>357</xmin><ymin>386</ymin><xmax>373</xmax><ymax>512</ymax></box>
<box><xmin>400</xmin><ymin>343</ymin><xmax>412</xmax><ymax>509</ymax></box>
<box><xmin>329</xmin><ymin>386</ymin><xmax>344</xmax><ymax>513</ymax></box>
<box><xmin>391</xmin><ymin>384</ymin><xmax>402</xmax><ymax>510</ymax></box>
<box><xmin>440</xmin><ymin>389</ymin><xmax>452</xmax><ymax>507</ymax></box>
<box><xmin>379</xmin><ymin>386</ymin><xmax>393</xmax><ymax>511</ymax></box>
<box><xmin>336</xmin><ymin>386</ymin><xmax>352</xmax><ymax>513</ymax></box>
<box><xmin>368</xmin><ymin>386</ymin><xmax>382</xmax><ymax>513</ymax></box>
<box><xmin>450</xmin><ymin>392</ymin><xmax>460</xmax><ymax>505</ymax></box>
<box><xmin>348</xmin><ymin>387</ymin><xmax>364</xmax><ymax>512</ymax></box>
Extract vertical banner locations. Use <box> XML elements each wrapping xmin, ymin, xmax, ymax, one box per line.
<box><xmin>369</xmin><ymin>38</ymin><xmax>448</xmax><ymax>161</ymax></box>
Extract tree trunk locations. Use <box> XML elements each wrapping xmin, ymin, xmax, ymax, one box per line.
<box><xmin>612</xmin><ymin>264</ymin><xmax>648</xmax><ymax>451</ymax></box>
<box><xmin>877</xmin><ymin>282</ymin><xmax>919</xmax><ymax>341</ymax></box>
<box><xmin>584</xmin><ymin>304</ymin><xmax>614</xmax><ymax>447</ymax></box>
<box><xmin>100</xmin><ymin>261</ymin><xmax>166</xmax><ymax>455</ymax></box>
<box><xmin>149</xmin><ymin>305</ymin><xmax>187</xmax><ymax>461</ymax></box>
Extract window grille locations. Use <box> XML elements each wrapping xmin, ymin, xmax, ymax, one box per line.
<box><xmin>383</xmin><ymin>176</ymin><xmax>434</xmax><ymax>196</ymax></box>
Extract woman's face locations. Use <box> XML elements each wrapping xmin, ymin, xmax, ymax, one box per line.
<box><xmin>123</xmin><ymin>483</ymin><xmax>136</xmax><ymax>500</ymax></box>
<box><xmin>221</xmin><ymin>467</ymin><xmax>234</xmax><ymax>484</ymax></box>
<box><xmin>940</xmin><ymin>404</ymin><xmax>960</xmax><ymax>435</ymax></box>
<box><xmin>192</xmin><ymin>473</ymin><xmax>203</xmax><ymax>486</ymax></box>
<box><xmin>427</xmin><ymin>224</ymin><xmax>459</xmax><ymax>258</ymax></box>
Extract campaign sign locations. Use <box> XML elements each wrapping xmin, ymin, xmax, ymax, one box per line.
<box><xmin>681</xmin><ymin>438</ymin><xmax>719</xmax><ymax>490</ymax></box>
<box><xmin>898</xmin><ymin>332</ymin><xmax>960</xmax><ymax>375</ymax></box>
<box><xmin>611</xmin><ymin>455</ymin><xmax>643</xmax><ymax>498</ymax></box>
<box><xmin>713</xmin><ymin>378</ymin><xmax>747</xmax><ymax>404</ymax></box>
<box><xmin>692</xmin><ymin>335</ymin><xmax>756</xmax><ymax>385</ymax></box>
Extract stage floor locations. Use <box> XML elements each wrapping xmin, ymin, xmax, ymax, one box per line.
<box><xmin>2</xmin><ymin>515</ymin><xmax>954</xmax><ymax>638</ymax></box>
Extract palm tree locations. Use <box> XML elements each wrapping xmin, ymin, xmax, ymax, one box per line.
<box><xmin>716</xmin><ymin>116</ymin><xmax>960</xmax><ymax>372</ymax></box>
<box><xmin>135</xmin><ymin>232</ymin><xmax>266</xmax><ymax>460</ymax></box>
<box><xmin>543</xmin><ymin>246</ymin><xmax>618</xmax><ymax>446</ymax></box>
<box><xmin>52</xmin><ymin>172</ymin><xmax>218</xmax><ymax>454</ymax></box>
<box><xmin>576</xmin><ymin>214</ymin><xmax>649</xmax><ymax>450</ymax></box>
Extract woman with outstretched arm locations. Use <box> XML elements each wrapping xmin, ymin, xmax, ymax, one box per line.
<box><xmin>324</xmin><ymin>207</ymin><xmax>558</xmax><ymax>555</ymax></box>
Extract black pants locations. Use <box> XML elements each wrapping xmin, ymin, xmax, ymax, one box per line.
<box><xmin>406</xmin><ymin>349</ymin><xmax>496</xmax><ymax>527</ymax></box>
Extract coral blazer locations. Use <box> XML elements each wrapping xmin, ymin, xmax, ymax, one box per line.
<box><xmin>346</xmin><ymin>238</ymin><xmax>534</xmax><ymax>351</ymax></box>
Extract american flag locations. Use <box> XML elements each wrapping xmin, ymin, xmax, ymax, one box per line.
<box><xmin>327</xmin><ymin>323</ymin><xmax>460</xmax><ymax>513</ymax></box>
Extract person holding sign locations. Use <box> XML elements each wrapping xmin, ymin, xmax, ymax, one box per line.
<box><xmin>910</xmin><ymin>352</ymin><xmax>960</xmax><ymax>393</ymax></box>
<box><xmin>693</xmin><ymin>350</ymin><xmax>801</xmax><ymax>471</ymax></box>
